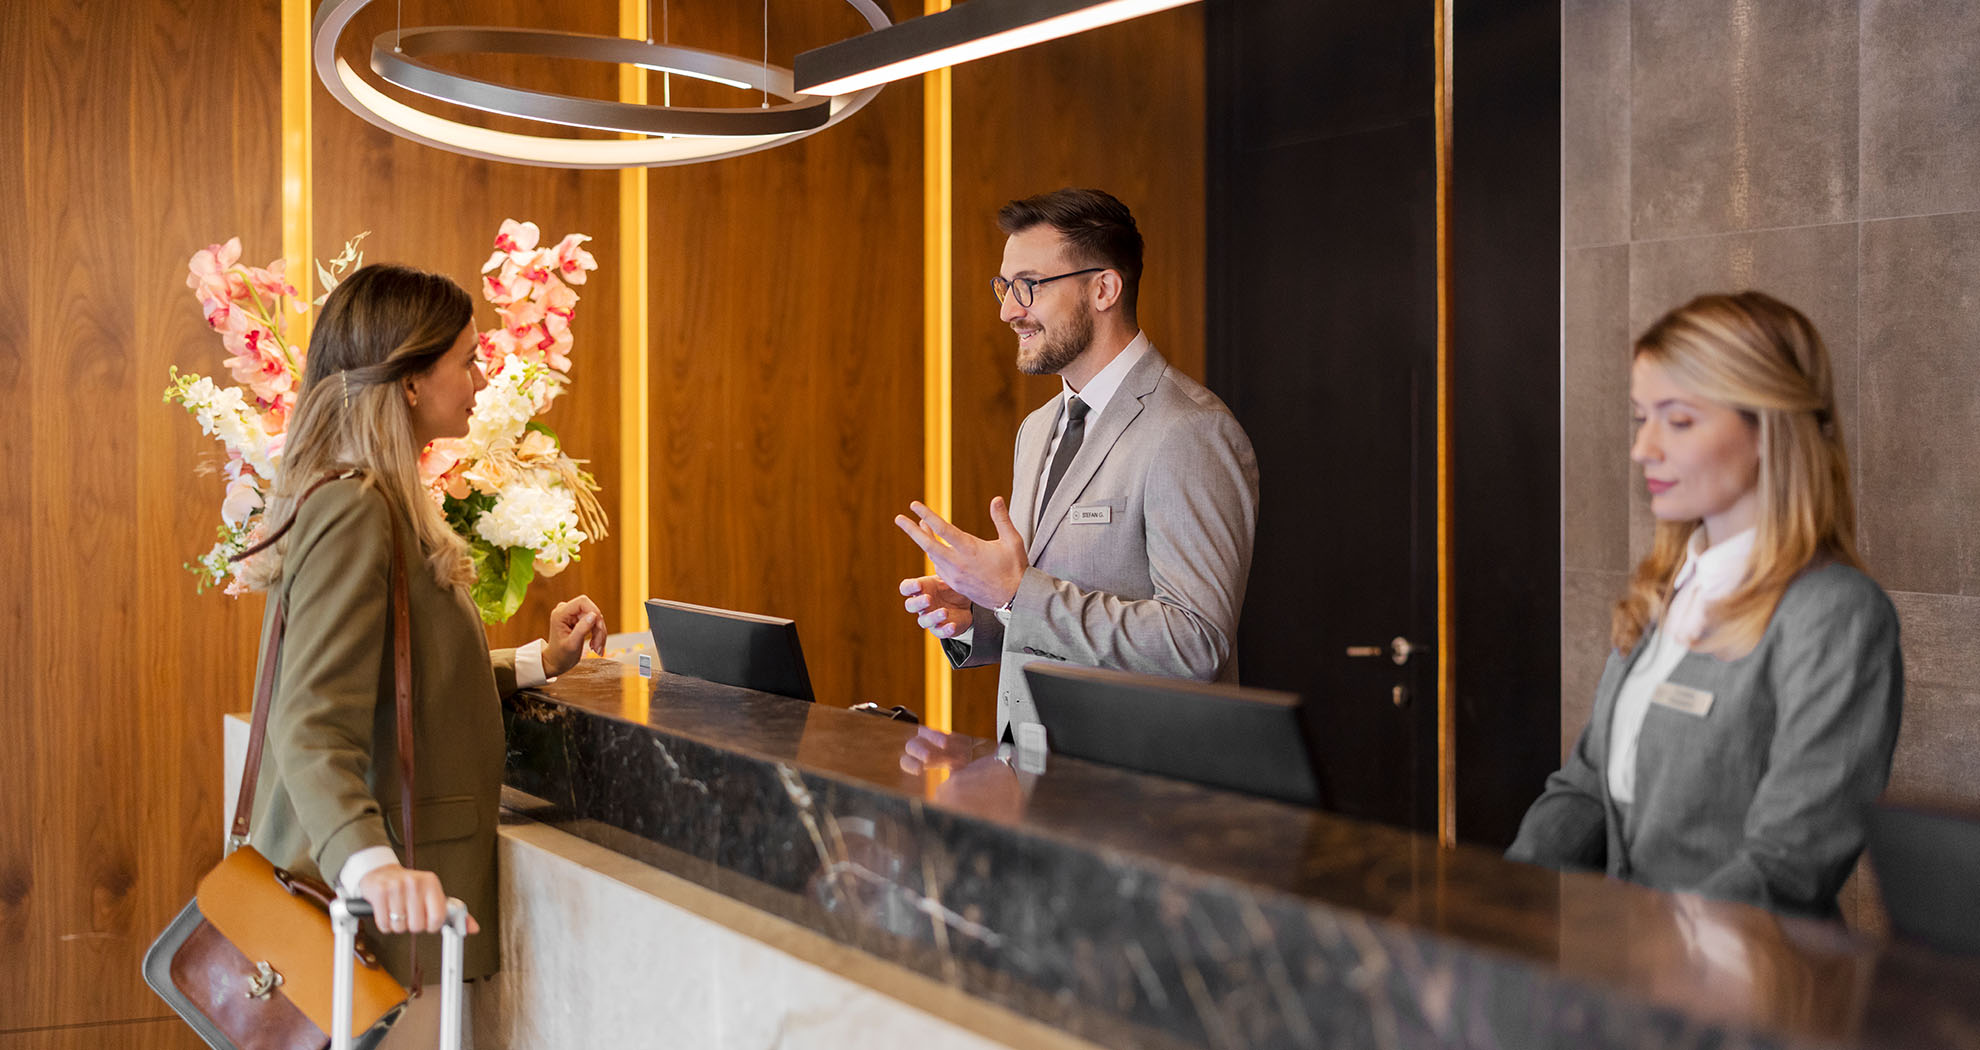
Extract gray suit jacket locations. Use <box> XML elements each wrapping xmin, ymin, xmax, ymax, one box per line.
<box><xmin>943</xmin><ymin>346</ymin><xmax>1260</xmax><ymax>737</ymax></box>
<box><xmin>1508</xmin><ymin>561</ymin><xmax>1903</xmax><ymax>918</ymax></box>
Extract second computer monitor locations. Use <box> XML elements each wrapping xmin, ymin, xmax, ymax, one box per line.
<box><xmin>643</xmin><ymin>598</ymin><xmax>815</xmax><ymax>702</ymax></box>
<box><xmin>1022</xmin><ymin>664</ymin><xmax>1320</xmax><ymax>806</ymax></box>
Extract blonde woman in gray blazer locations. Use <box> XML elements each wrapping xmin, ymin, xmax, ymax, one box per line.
<box><xmin>238</xmin><ymin>266</ymin><xmax>603</xmax><ymax>1041</ymax></box>
<box><xmin>1509</xmin><ymin>292</ymin><xmax>1901</xmax><ymax>919</ymax></box>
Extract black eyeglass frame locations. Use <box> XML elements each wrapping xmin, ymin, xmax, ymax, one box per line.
<box><xmin>991</xmin><ymin>267</ymin><xmax>1106</xmax><ymax>308</ymax></box>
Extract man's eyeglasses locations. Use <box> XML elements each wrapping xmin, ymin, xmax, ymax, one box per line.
<box><xmin>991</xmin><ymin>268</ymin><xmax>1105</xmax><ymax>308</ymax></box>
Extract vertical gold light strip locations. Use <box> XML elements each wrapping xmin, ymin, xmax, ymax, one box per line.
<box><xmin>281</xmin><ymin>0</ymin><xmax>313</xmax><ymax>338</ymax></box>
<box><xmin>618</xmin><ymin>0</ymin><xmax>653</xmax><ymax>632</ymax></box>
<box><xmin>1432</xmin><ymin>0</ymin><xmax>1457</xmax><ymax>849</ymax></box>
<box><xmin>921</xmin><ymin>0</ymin><xmax>956</xmax><ymax>732</ymax></box>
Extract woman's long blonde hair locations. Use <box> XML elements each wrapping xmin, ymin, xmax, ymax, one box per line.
<box><xmin>238</xmin><ymin>264</ymin><xmax>476</xmax><ymax>592</ymax></box>
<box><xmin>1613</xmin><ymin>291</ymin><xmax>1860</xmax><ymax>657</ymax></box>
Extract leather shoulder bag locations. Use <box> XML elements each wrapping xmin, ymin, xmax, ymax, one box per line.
<box><xmin>143</xmin><ymin>473</ymin><xmax>426</xmax><ymax>1050</ymax></box>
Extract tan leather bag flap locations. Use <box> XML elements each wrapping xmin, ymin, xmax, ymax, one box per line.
<box><xmin>196</xmin><ymin>845</ymin><xmax>404</xmax><ymax>1034</ymax></box>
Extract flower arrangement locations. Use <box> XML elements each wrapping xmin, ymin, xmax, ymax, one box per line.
<box><xmin>166</xmin><ymin>220</ymin><xmax>608</xmax><ymax>623</ymax></box>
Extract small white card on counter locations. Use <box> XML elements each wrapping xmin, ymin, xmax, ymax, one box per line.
<box><xmin>1069</xmin><ymin>504</ymin><xmax>1112</xmax><ymax>524</ymax></box>
<box><xmin>1650</xmin><ymin>681</ymin><xmax>1714</xmax><ymax>717</ymax></box>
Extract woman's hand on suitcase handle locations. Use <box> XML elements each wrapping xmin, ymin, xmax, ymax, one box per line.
<box><xmin>545</xmin><ymin>595</ymin><xmax>608</xmax><ymax>678</ymax></box>
<box><xmin>357</xmin><ymin>864</ymin><xmax>481</xmax><ymax>935</ymax></box>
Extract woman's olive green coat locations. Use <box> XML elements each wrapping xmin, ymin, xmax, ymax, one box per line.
<box><xmin>249</xmin><ymin>476</ymin><xmax>515</xmax><ymax>982</ymax></box>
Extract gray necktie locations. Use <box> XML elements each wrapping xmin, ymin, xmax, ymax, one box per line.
<box><xmin>1039</xmin><ymin>396</ymin><xmax>1090</xmax><ymax>512</ymax></box>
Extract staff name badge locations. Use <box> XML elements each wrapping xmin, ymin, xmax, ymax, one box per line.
<box><xmin>1650</xmin><ymin>681</ymin><xmax>1714</xmax><ymax>717</ymax></box>
<box><xmin>1069</xmin><ymin>505</ymin><xmax>1112</xmax><ymax>525</ymax></box>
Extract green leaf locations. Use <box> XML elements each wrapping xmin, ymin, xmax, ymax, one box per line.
<box><xmin>523</xmin><ymin>420</ymin><xmax>558</xmax><ymax>440</ymax></box>
<box><xmin>503</xmin><ymin>546</ymin><xmax>536</xmax><ymax>616</ymax></box>
<box><xmin>467</xmin><ymin>539</ymin><xmax>508</xmax><ymax>622</ymax></box>
<box><xmin>467</xmin><ymin>540</ymin><xmax>537</xmax><ymax>624</ymax></box>
<box><xmin>444</xmin><ymin>490</ymin><xmax>497</xmax><ymax>535</ymax></box>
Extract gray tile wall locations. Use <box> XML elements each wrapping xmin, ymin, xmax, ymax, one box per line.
<box><xmin>1560</xmin><ymin>0</ymin><xmax>1980</xmax><ymax>929</ymax></box>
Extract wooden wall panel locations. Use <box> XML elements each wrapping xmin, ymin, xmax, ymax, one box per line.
<box><xmin>644</xmin><ymin>1</ymin><xmax>926</xmax><ymax>713</ymax></box>
<box><xmin>0</xmin><ymin>0</ymin><xmax>32</xmax><ymax>1028</ymax></box>
<box><xmin>310</xmin><ymin>0</ymin><xmax>625</xmax><ymax>650</ymax></box>
<box><xmin>0</xmin><ymin>1019</ymin><xmax>199</xmax><ymax>1050</ymax></box>
<box><xmin>3</xmin><ymin>0</ymin><xmax>279</xmax><ymax>1042</ymax></box>
<box><xmin>946</xmin><ymin>10</ymin><xmax>1208</xmax><ymax>737</ymax></box>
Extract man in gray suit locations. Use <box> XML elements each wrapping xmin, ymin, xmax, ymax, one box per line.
<box><xmin>896</xmin><ymin>188</ymin><xmax>1259</xmax><ymax>740</ymax></box>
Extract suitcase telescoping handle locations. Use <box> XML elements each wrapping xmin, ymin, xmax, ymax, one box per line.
<box><xmin>330</xmin><ymin>897</ymin><xmax>467</xmax><ymax>1050</ymax></box>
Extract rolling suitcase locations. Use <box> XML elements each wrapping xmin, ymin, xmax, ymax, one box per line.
<box><xmin>330</xmin><ymin>897</ymin><xmax>469</xmax><ymax>1050</ymax></box>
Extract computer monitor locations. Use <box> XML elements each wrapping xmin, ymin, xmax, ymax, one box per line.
<box><xmin>643</xmin><ymin>598</ymin><xmax>815</xmax><ymax>702</ymax></box>
<box><xmin>1867</xmin><ymin>800</ymin><xmax>1980</xmax><ymax>955</ymax></box>
<box><xmin>1021</xmin><ymin>664</ymin><xmax>1320</xmax><ymax>806</ymax></box>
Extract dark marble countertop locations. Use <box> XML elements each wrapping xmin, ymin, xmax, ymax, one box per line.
<box><xmin>503</xmin><ymin>659</ymin><xmax>1980</xmax><ymax>1050</ymax></box>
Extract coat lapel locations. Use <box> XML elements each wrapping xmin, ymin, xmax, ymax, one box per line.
<box><xmin>1029</xmin><ymin>350</ymin><xmax>1167</xmax><ymax>561</ymax></box>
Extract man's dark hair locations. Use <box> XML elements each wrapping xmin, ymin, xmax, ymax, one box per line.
<box><xmin>996</xmin><ymin>188</ymin><xmax>1143</xmax><ymax>318</ymax></box>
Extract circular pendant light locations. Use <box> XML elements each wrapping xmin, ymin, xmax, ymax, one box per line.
<box><xmin>312</xmin><ymin>0</ymin><xmax>891</xmax><ymax>169</ymax></box>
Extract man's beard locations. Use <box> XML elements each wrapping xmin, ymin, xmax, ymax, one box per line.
<box><xmin>1016</xmin><ymin>304</ymin><xmax>1093</xmax><ymax>376</ymax></box>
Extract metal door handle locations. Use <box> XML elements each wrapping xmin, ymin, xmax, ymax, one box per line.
<box><xmin>1346</xmin><ymin>637</ymin><xmax>1417</xmax><ymax>666</ymax></box>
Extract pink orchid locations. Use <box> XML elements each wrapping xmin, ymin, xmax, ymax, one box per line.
<box><xmin>494</xmin><ymin>257</ymin><xmax>554</xmax><ymax>301</ymax></box>
<box><xmin>188</xmin><ymin>238</ymin><xmax>249</xmax><ymax>302</ymax></box>
<box><xmin>483</xmin><ymin>271</ymin><xmax>518</xmax><ymax>305</ymax></box>
<box><xmin>420</xmin><ymin>438</ymin><xmax>467</xmax><ymax>487</ymax></box>
<box><xmin>551</xmin><ymin>234</ymin><xmax>596</xmax><ymax>285</ymax></box>
<box><xmin>246</xmin><ymin>261</ymin><xmax>298</xmax><ymax>301</ymax></box>
<box><xmin>479</xmin><ymin>327</ymin><xmax>523</xmax><ymax>372</ymax></box>
<box><xmin>542</xmin><ymin>283</ymin><xmax>578</xmax><ymax>335</ymax></box>
<box><xmin>502</xmin><ymin>298</ymin><xmax>547</xmax><ymax>339</ymax></box>
<box><xmin>200</xmin><ymin>293</ymin><xmax>253</xmax><ymax>335</ymax></box>
<box><xmin>542</xmin><ymin>326</ymin><xmax>574</xmax><ymax>373</ymax></box>
<box><xmin>223</xmin><ymin>328</ymin><xmax>294</xmax><ymax>402</ymax></box>
<box><xmin>481</xmin><ymin>219</ymin><xmax>542</xmax><ymax>272</ymax></box>
<box><xmin>475</xmin><ymin>328</ymin><xmax>507</xmax><ymax>364</ymax></box>
<box><xmin>220</xmin><ymin>473</ymin><xmax>262</xmax><ymax>527</ymax></box>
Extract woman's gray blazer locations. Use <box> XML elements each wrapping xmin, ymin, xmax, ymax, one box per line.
<box><xmin>1508</xmin><ymin>561</ymin><xmax>1903</xmax><ymax>918</ymax></box>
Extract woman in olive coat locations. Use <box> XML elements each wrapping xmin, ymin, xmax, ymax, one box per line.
<box><xmin>239</xmin><ymin>264</ymin><xmax>604</xmax><ymax>1040</ymax></box>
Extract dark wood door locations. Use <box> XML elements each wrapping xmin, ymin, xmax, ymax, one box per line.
<box><xmin>1208</xmin><ymin>0</ymin><xmax>1440</xmax><ymax>831</ymax></box>
<box><xmin>1207</xmin><ymin>0</ymin><xmax>1563</xmax><ymax>840</ymax></box>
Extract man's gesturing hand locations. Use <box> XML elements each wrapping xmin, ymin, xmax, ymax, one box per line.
<box><xmin>893</xmin><ymin>498</ymin><xmax>1029</xmax><ymax>611</ymax></box>
<box><xmin>899</xmin><ymin>575</ymin><xmax>973</xmax><ymax>639</ymax></box>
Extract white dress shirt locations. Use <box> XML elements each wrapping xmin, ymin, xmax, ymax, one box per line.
<box><xmin>1030</xmin><ymin>331</ymin><xmax>1150</xmax><ymax>531</ymax></box>
<box><xmin>338</xmin><ymin>638</ymin><xmax>551</xmax><ymax>894</ymax></box>
<box><xmin>1606</xmin><ymin>527</ymin><xmax>1757</xmax><ymax>805</ymax></box>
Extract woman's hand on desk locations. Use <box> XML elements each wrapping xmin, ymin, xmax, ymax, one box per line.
<box><xmin>357</xmin><ymin>863</ymin><xmax>481</xmax><ymax>935</ymax></box>
<box><xmin>545</xmin><ymin>595</ymin><xmax>608</xmax><ymax>677</ymax></box>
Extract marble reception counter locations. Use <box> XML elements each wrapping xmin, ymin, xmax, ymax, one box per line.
<box><xmin>504</xmin><ymin>660</ymin><xmax>1980</xmax><ymax>1050</ymax></box>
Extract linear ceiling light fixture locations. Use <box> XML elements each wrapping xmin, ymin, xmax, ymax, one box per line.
<box><xmin>793</xmin><ymin>0</ymin><xmax>1196</xmax><ymax>96</ymax></box>
<box><xmin>312</xmin><ymin>0</ymin><xmax>891</xmax><ymax>168</ymax></box>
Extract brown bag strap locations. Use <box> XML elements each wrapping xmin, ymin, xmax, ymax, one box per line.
<box><xmin>230</xmin><ymin>470</ymin><xmax>359</xmax><ymax>845</ymax></box>
<box><xmin>388</xmin><ymin>517</ymin><xmax>424</xmax><ymax>996</ymax></box>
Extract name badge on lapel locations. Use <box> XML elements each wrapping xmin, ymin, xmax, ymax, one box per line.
<box><xmin>1068</xmin><ymin>504</ymin><xmax>1112</xmax><ymax>525</ymax></box>
<box><xmin>1650</xmin><ymin>681</ymin><xmax>1715</xmax><ymax>717</ymax></box>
